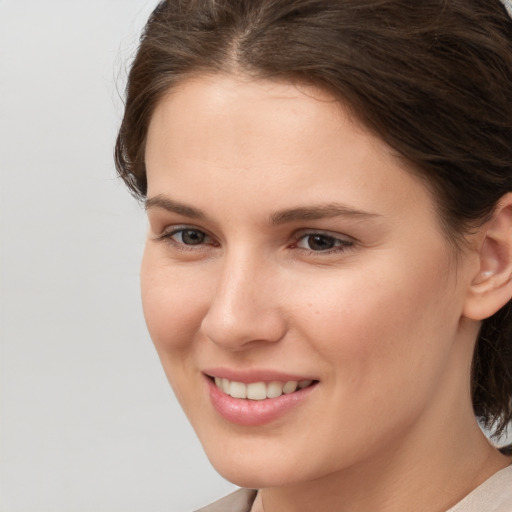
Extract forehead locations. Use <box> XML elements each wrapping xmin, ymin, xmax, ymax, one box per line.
<box><xmin>144</xmin><ymin>73</ymin><xmax>436</xmax><ymax>227</ymax></box>
<box><xmin>147</xmin><ymin>74</ymin><xmax>402</xmax><ymax>172</ymax></box>
<box><xmin>146</xmin><ymin>74</ymin><xmax>352</xmax><ymax>161</ymax></box>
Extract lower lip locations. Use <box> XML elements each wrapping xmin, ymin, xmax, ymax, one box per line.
<box><xmin>206</xmin><ymin>377</ymin><xmax>317</xmax><ymax>426</ymax></box>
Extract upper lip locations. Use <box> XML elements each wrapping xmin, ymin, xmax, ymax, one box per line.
<box><xmin>203</xmin><ymin>367</ymin><xmax>318</xmax><ymax>383</ymax></box>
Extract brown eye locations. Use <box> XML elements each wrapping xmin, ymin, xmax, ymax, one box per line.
<box><xmin>305</xmin><ymin>234</ymin><xmax>337</xmax><ymax>251</ymax></box>
<box><xmin>295</xmin><ymin>232</ymin><xmax>354</xmax><ymax>253</ymax></box>
<box><xmin>171</xmin><ymin>229</ymin><xmax>209</xmax><ymax>245</ymax></box>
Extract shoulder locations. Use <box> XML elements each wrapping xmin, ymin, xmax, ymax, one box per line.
<box><xmin>193</xmin><ymin>489</ymin><xmax>258</xmax><ymax>512</ymax></box>
<box><xmin>448</xmin><ymin>462</ymin><xmax>512</xmax><ymax>512</ymax></box>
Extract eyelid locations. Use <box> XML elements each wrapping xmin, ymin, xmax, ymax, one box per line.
<box><xmin>156</xmin><ymin>223</ymin><xmax>205</xmax><ymax>237</ymax></box>
<box><xmin>293</xmin><ymin>228</ymin><xmax>355</xmax><ymax>243</ymax></box>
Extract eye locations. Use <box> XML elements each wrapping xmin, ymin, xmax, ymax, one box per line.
<box><xmin>295</xmin><ymin>232</ymin><xmax>353</xmax><ymax>253</ymax></box>
<box><xmin>172</xmin><ymin>228</ymin><xmax>209</xmax><ymax>245</ymax></box>
<box><xmin>157</xmin><ymin>227</ymin><xmax>216</xmax><ymax>248</ymax></box>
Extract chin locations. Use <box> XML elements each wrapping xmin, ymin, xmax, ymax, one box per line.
<box><xmin>211</xmin><ymin>458</ymin><xmax>299</xmax><ymax>489</ymax></box>
<box><xmin>200</xmin><ymin>438</ymin><xmax>322</xmax><ymax>489</ymax></box>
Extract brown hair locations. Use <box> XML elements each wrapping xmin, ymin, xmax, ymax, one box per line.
<box><xmin>115</xmin><ymin>0</ymin><xmax>512</xmax><ymax>436</ymax></box>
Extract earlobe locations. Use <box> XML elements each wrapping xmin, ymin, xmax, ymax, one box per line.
<box><xmin>463</xmin><ymin>193</ymin><xmax>512</xmax><ymax>321</ymax></box>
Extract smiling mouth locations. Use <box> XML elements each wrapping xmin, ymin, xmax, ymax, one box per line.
<box><xmin>211</xmin><ymin>376</ymin><xmax>316</xmax><ymax>400</ymax></box>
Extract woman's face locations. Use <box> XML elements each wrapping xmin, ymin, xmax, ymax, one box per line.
<box><xmin>142</xmin><ymin>75</ymin><xmax>478</xmax><ymax>488</ymax></box>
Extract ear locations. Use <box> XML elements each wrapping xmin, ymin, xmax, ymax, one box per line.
<box><xmin>463</xmin><ymin>193</ymin><xmax>512</xmax><ymax>321</ymax></box>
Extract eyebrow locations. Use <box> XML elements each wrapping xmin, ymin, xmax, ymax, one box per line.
<box><xmin>145</xmin><ymin>195</ymin><xmax>206</xmax><ymax>219</ymax></box>
<box><xmin>270</xmin><ymin>204</ymin><xmax>381</xmax><ymax>225</ymax></box>
<box><xmin>145</xmin><ymin>195</ymin><xmax>380</xmax><ymax>224</ymax></box>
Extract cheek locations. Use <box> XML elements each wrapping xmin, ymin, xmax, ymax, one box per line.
<box><xmin>292</xmin><ymin>261</ymin><xmax>459</xmax><ymax>395</ymax></box>
<box><xmin>140</xmin><ymin>250</ymin><xmax>211</xmax><ymax>355</ymax></box>
<box><xmin>140</xmin><ymin>251</ymin><xmax>216</xmax><ymax>410</ymax></box>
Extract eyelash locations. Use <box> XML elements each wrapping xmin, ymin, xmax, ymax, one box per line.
<box><xmin>156</xmin><ymin>226</ymin><xmax>354</xmax><ymax>255</ymax></box>
<box><xmin>156</xmin><ymin>226</ymin><xmax>218</xmax><ymax>252</ymax></box>
<box><xmin>293</xmin><ymin>232</ymin><xmax>354</xmax><ymax>254</ymax></box>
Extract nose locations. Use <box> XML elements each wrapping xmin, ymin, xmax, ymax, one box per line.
<box><xmin>200</xmin><ymin>251</ymin><xmax>287</xmax><ymax>351</ymax></box>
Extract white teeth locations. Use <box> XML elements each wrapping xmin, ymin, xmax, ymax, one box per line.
<box><xmin>247</xmin><ymin>382</ymin><xmax>267</xmax><ymax>400</ymax></box>
<box><xmin>266</xmin><ymin>381</ymin><xmax>283</xmax><ymax>399</ymax></box>
<box><xmin>282</xmin><ymin>381</ymin><xmax>298</xmax><ymax>394</ymax></box>
<box><xmin>229</xmin><ymin>380</ymin><xmax>247</xmax><ymax>399</ymax></box>
<box><xmin>298</xmin><ymin>380</ymin><xmax>313</xmax><ymax>389</ymax></box>
<box><xmin>213</xmin><ymin>378</ymin><xmax>314</xmax><ymax>399</ymax></box>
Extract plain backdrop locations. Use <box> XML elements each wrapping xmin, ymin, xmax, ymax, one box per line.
<box><xmin>0</xmin><ymin>1</ymin><xmax>235</xmax><ymax>511</ymax></box>
<box><xmin>2</xmin><ymin>2</ymin><xmax>511</xmax><ymax>512</ymax></box>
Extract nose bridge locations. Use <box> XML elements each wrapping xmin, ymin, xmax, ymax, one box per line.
<box><xmin>218</xmin><ymin>248</ymin><xmax>260</xmax><ymax>306</ymax></box>
<box><xmin>200</xmin><ymin>245</ymin><xmax>285</xmax><ymax>350</ymax></box>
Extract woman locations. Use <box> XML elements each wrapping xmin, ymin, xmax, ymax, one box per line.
<box><xmin>115</xmin><ymin>1</ymin><xmax>512</xmax><ymax>510</ymax></box>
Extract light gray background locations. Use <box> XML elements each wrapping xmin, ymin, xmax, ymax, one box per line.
<box><xmin>2</xmin><ymin>2</ymin><xmax>511</xmax><ymax>512</ymax></box>
<box><xmin>0</xmin><ymin>1</ymin><xmax>235</xmax><ymax>511</ymax></box>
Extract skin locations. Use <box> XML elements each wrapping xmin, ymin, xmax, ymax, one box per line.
<box><xmin>141</xmin><ymin>74</ymin><xmax>511</xmax><ymax>512</ymax></box>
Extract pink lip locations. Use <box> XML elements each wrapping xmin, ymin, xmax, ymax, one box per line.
<box><xmin>203</xmin><ymin>367</ymin><xmax>316</xmax><ymax>384</ymax></box>
<box><xmin>204</xmin><ymin>374</ymin><xmax>318</xmax><ymax>427</ymax></box>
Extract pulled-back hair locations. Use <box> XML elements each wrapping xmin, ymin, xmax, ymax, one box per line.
<box><xmin>115</xmin><ymin>0</ymin><xmax>512</xmax><ymax>436</ymax></box>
